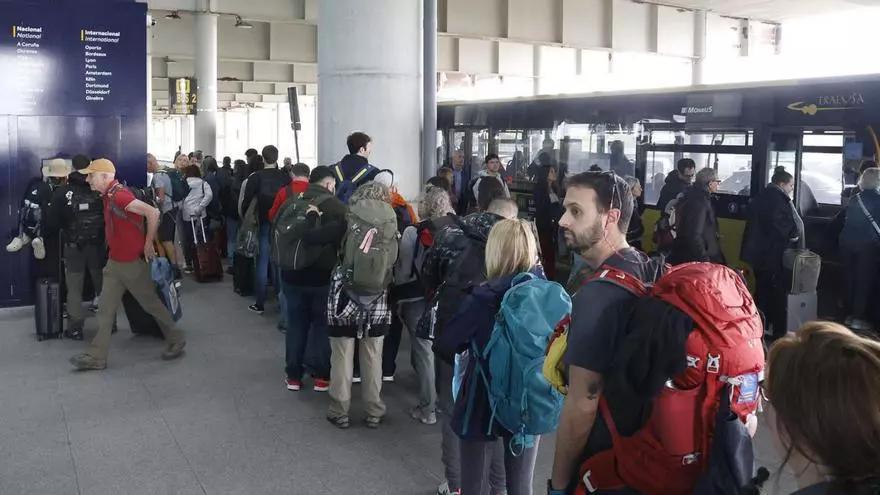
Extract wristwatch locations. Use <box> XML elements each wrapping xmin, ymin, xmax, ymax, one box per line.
<box><xmin>547</xmin><ymin>479</ymin><xmax>566</xmax><ymax>495</ymax></box>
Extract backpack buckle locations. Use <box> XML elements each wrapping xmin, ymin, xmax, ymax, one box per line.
<box><xmin>682</xmin><ymin>453</ymin><xmax>700</xmax><ymax>466</ymax></box>
<box><xmin>582</xmin><ymin>470</ymin><xmax>598</xmax><ymax>493</ymax></box>
<box><xmin>707</xmin><ymin>354</ymin><xmax>721</xmax><ymax>374</ymax></box>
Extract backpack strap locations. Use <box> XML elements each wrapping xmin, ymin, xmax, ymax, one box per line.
<box><xmin>586</xmin><ymin>265</ymin><xmax>649</xmax><ymax>297</ymax></box>
<box><xmin>106</xmin><ymin>183</ymin><xmax>145</xmax><ymax>234</ymax></box>
<box><xmin>333</xmin><ymin>164</ymin><xmax>345</xmax><ymax>182</ymax></box>
<box><xmin>857</xmin><ymin>193</ymin><xmax>880</xmax><ymax>240</ymax></box>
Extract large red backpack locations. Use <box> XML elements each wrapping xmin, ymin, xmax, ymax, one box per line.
<box><xmin>576</xmin><ymin>262</ymin><xmax>764</xmax><ymax>495</ymax></box>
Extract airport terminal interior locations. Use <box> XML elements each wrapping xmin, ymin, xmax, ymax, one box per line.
<box><xmin>3</xmin><ymin>0</ymin><xmax>880</xmax><ymax>494</ymax></box>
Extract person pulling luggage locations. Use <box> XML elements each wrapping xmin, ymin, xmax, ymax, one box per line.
<box><xmin>69</xmin><ymin>159</ymin><xmax>186</xmax><ymax>371</ymax></box>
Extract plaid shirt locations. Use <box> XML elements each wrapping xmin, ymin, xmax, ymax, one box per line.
<box><xmin>326</xmin><ymin>267</ymin><xmax>391</xmax><ymax>338</ymax></box>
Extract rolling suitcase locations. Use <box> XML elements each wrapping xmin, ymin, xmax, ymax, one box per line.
<box><xmin>233</xmin><ymin>253</ymin><xmax>254</xmax><ymax>296</ymax></box>
<box><xmin>122</xmin><ymin>291</ymin><xmax>164</xmax><ymax>338</ymax></box>
<box><xmin>786</xmin><ymin>291</ymin><xmax>817</xmax><ymax>333</ymax></box>
<box><xmin>35</xmin><ymin>278</ymin><xmax>62</xmax><ymax>341</ymax></box>
<box><xmin>190</xmin><ymin>219</ymin><xmax>223</xmax><ymax>283</ymax></box>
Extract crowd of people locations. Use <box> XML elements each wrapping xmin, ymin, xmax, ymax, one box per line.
<box><xmin>20</xmin><ymin>131</ymin><xmax>880</xmax><ymax>495</ymax></box>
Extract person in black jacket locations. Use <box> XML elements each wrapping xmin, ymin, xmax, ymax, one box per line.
<box><xmin>657</xmin><ymin>158</ymin><xmax>696</xmax><ymax>214</ymax></box>
<box><xmin>282</xmin><ymin>166</ymin><xmax>347</xmax><ymax>394</ymax></box>
<box><xmin>533</xmin><ymin>164</ymin><xmax>563</xmax><ymax>280</ymax></box>
<box><xmin>241</xmin><ymin>145</ymin><xmax>291</xmax><ymax>314</ymax></box>
<box><xmin>47</xmin><ymin>155</ymin><xmax>106</xmax><ymax>340</ymax></box>
<box><xmin>741</xmin><ymin>167</ymin><xmax>800</xmax><ymax>340</ymax></box>
<box><xmin>670</xmin><ymin>167</ymin><xmax>725</xmax><ymax>265</ymax></box>
<box><xmin>624</xmin><ymin>176</ymin><xmax>645</xmax><ymax>250</ymax></box>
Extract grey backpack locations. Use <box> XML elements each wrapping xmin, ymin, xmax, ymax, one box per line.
<box><xmin>340</xmin><ymin>199</ymin><xmax>399</xmax><ymax>296</ymax></box>
<box><xmin>235</xmin><ymin>198</ymin><xmax>260</xmax><ymax>258</ymax></box>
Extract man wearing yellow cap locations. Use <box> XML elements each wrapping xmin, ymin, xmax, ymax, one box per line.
<box><xmin>70</xmin><ymin>158</ymin><xmax>187</xmax><ymax>370</ymax></box>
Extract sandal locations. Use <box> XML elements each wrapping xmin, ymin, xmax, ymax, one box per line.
<box><xmin>364</xmin><ymin>415</ymin><xmax>383</xmax><ymax>429</ymax></box>
<box><xmin>326</xmin><ymin>415</ymin><xmax>350</xmax><ymax>429</ymax></box>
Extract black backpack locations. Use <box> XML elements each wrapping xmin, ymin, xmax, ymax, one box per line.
<box><xmin>416</xmin><ymin>221</ymin><xmax>488</xmax><ymax>340</ymax></box>
<box><xmin>65</xmin><ymin>184</ymin><xmax>104</xmax><ymax>245</ymax></box>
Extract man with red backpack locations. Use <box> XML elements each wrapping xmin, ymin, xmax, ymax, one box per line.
<box><xmin>548</xmin><ymin>172</ymin><xmax>661</xmax><ymax>494</ymax></box>
<box><xmin>549</xmin><ymin>171</ymin><xmax>764</xmax><ymax>495</ymax></box>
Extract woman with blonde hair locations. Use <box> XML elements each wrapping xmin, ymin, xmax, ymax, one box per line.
<box><xmin>435</xmin><ymin>218</ymin><xmax>544</xmax><ymax>495</ymax></box>
<box><xmin>763</xmin><ymin>321</ymin><xmax>880</xmax><ymax>494</ymax></box>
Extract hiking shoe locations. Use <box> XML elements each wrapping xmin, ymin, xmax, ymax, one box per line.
<box><xmin>364</xmin><ymin>415</ymin><xmax>383</xmax><ymax>429</ymax></box>
<box><xmin>286</xmin><ymin>379</ymin><xmax>302</xmax><ymax>391</ymax></box>
<box><xmin>161</xmin><ymin>341</ymin><xmax>186</xmax><ymax>360</ymax></box>
<box><xmin>313</xmin><ymin>378</ymin><xmax>330</xmax><ymax>392</ymax></box>
<box><xmin>248</xmin><ymin>304</ymin><xmax>264</xmax><ymax>315</ymax></box>
<box><xmin>70</xmin><ymin>353</ymin><xmax>106</xmax><ymax>371</ymax></box>
<box><xmin>409</xmin><ymin>406</ymin><xmax>438</xmax><ymax>425</ymax></box>
<box><xmin>31</xmin><ymin>236</ymin><xmax>45</xmax><ymax>259</ymax></box>
<box><xmin>63</xmin><ymin>326</ymin><xmax>84</xmax><ymax>341</ymax></box>
<box><xmin>382</xmin><ymin>375</ymin><xmax>395</xmax><ymax>383</ymax></box>
<box><xmin>326</xmin><ymin>415</ymin><xmax>350</xmax><ymax>429</ymax></box>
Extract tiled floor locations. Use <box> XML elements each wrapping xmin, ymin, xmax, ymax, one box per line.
<box><xmin>0</xmin><ymin>276</ymin><xmax>796</xmax><ymax>494</ymax></box>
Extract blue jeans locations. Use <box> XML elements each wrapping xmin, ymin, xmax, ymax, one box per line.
<box><xmin>255</xmin><ymin>223</ymin><xmax>272</xmax><ymax>306</ymax></box>
<box><xmin>284</xmin><ymin>282</ymin><xmax>331</xmax><ymax>380</ymax></box>
<box><xmin>225</xmin><ymin>217</ymin><xmax>239</xmax><ymax>264</ymax></box>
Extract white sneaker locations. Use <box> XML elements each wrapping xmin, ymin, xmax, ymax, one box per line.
<box><xmin>5</xmin><ymin>236</ymin><xmax>25</xmax><ymax>252</ymax></box>
<box><xmin>437</xmin><ymin>481</ymin><xmax>460</xmax><ymax>495</ymax></box>
<box><xmin>850</xmin><ymin>318</ymin><xmax>874</xmax><ymax>332</ymax></box>
<box><xmin>31</xmin><ymin>237</ymin><xmax>45</xmax><ymax>260</ymax></box>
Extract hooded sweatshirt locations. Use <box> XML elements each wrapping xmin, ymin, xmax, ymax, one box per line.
<box><xmin>182</xmin><ymin>177</ymin><xmax>213</xmax><ymax>221</ymax></box>
<box><xmin>657</xmin><ymin>171</ymin><xmax>690</xmax><ymax>214</ymax></box>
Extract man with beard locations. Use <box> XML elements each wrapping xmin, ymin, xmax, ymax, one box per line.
<box><xmin>548</xmin><ymin>171</ymin><xmax>664</xmax><ymax>494</ymax></box>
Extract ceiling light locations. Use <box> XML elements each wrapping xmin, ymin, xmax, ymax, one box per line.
<box><xmin>235</xmin><ymin>16</ymin><xmax>253</xmax><ymax>29</ymax></box>
<box><xmin>165</xmin><ymin>11</ymin><xmax>181</xmax><ymax>20</ymax></box>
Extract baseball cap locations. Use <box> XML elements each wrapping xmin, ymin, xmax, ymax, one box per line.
<box><xmin>79</xmin><ymin>158</ymin><xmax>116</xmax><ymax>175</ymax></box>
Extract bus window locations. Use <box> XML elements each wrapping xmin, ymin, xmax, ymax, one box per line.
<box><xmin>714</xmin><ymin>155</ymin><xmax>753</xmax><ymax>196</ymax></box>
<box><xmin>802</xmin><ymin>133</ymin><xmax>844</xmax><ymax>206</ymax></box>
<box><xmin>495</xmin><ymin>129</ymin><xmax>528</xmax><ymax>181</ymax></box>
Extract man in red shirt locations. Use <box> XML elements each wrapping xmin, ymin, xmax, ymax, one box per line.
<box><xmin>268</xmin><ymin>162</ymin><xmax>310</xmax><ymax>222</ymax></box>
<box><xmin>69</xmin><ymin>158</ymin><xmax>187</xmax><ymax>371</ymax></box>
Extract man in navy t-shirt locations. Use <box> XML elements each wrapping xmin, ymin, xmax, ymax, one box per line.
<box><xmin>548</xmin><ymin>172</ymin><xmax>660</xmax><ymax>494</ymax></box>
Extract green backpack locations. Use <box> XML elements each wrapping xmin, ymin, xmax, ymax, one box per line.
<box><xmin>271</xmin><ymin>190</ymin><xmax>333</xmax><ymax>271</ymax></box>
<box><xmin>341</xmin><ymin>199</ymin><xmax>399</xmax><ymax>296</ymax></box>
<box><xmin>236</xmin><ymin>198</ymin><xmax>260</xmax><ymax>258</ymax></box>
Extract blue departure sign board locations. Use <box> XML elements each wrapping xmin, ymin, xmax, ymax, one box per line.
<box><xmin>0</xmin><ymin>0</ymin><xmax>147</xmax><ymax>307</ymax></box>
<box><xmin>0</xmin><ymin>1</ymin><xmax>146</xmax><ymax>119</ymax></box>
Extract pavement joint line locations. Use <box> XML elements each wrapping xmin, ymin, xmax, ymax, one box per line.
<box><xmin>139</xmin><ymin>380</ymin><xmax>210</xmax><ymax>495</ymax></box>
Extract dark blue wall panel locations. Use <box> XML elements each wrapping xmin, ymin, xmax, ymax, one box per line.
<box><xmin>0</xmin><ymin>1</ymin><xmax>146</xmax><ymax>306</ymax></box>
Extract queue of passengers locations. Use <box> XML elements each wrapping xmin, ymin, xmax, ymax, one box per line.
<box><xmin>22</xmin><ymin>132</ymin><xmax>879</xmax><ymax>495</ymax></box>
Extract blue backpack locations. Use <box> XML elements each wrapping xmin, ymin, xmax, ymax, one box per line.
<box><xmin>472</xmin><ymin>272</ymin><xmax>571</xmax><ymax>453</ymax></box>
<box><xmin>333</xmin><ymin>163</ymin><xmax>375</xmax><ymax>204</ymax></box>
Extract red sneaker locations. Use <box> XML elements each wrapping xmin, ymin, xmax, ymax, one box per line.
<box><xmin>286</xmin><ymin>379</ymin><xmax>302</xmax><ymax>391</ymax></box>
<box><xmin>313</xmin><ymin>378</ymin><xmax>330</xmax><ymax>392</ymax></box>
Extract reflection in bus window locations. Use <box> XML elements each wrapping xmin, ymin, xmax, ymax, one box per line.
<box><xmin>715</xmin><ymin>155</ymin><xmax>753</xmax><ymax>196</ymax></box>
<box><xmin>802</xmin><ymin>152</ymin><xmax>843</xmax><ymax>205</ymax></box>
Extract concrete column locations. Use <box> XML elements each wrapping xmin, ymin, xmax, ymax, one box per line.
<box><xmin>423</xmin><ymin>0</ymin><xmax>438</xmax><ymax>182</ymax></box>
<box><xmin>318</xmin><ymin>0</ymin><xmax>423</xmax><ymax>198</ymax></box>
<box><xmin>692</xmin><ymin>10</ymin><xmax>707</xmax><ymax>85</ymax></box>
<box><xmin>194</xmin><ymin>13</ymin><xmax>218</xmax><ymax>156</ymax></box>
